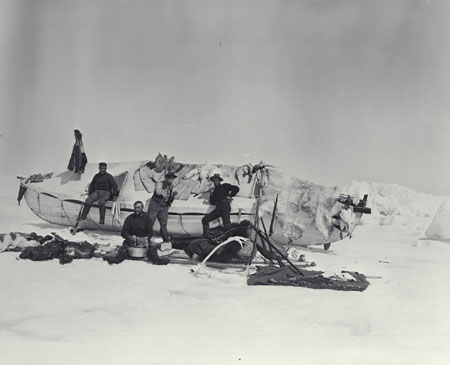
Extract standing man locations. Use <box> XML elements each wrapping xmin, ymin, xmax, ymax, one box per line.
<box><xmin>148</xmin><ymin>172</ymin><xmax>178</xmax><ymax>243</ymax></box>
<box><xmin>78</xmin><ymin>162</ymin><xmax>118</xmax><ymax>224</ymax></box>
<box><xmin>121</xmin><ymin>201</ymin><xmax>169</xmax><ymax>265</ymax></box>
<box><xmin>202</xmin><ymin>174</ymin><xmax>240</xmax><ymax>237</ymax></box>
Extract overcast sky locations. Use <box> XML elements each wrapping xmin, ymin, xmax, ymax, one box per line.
<box><xmin>0</xmin><ymin>0</ymin><xmax>449</xmax><ymax>194</ymax></box>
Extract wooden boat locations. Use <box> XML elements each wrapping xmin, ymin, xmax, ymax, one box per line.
<box><xmin>19</xmin><ymin>160</ymin><xmax>370</xmax><ymax>248</ymax></box>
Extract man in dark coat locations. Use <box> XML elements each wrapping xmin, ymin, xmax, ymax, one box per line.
<box><xmin>78</xmin><ymin>162</ymin><xmax>118</xmax><ymax>224</ymax></box>
<box><xmin>201</xmin><ymin>174</ymin><xmax>240</xmax><ymax>237</ymax></box>
<box><xmin>147</xmin><ymin>172</ymin><xmax>178</xmax><ymax>243</ymax></box>
<box><xmin>121</xmin><ymin>201</ymin><xmax>169</xmax><ymax>265</ymax></box>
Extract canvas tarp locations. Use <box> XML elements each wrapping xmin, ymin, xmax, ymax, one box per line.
<box><xmin>133</xmin><ymin>160</ymin><xmax>344</xmax><ymax>241</ymax></box>
<box><xmin>247</xmin><ymin>265</ymin><xmax>370</xmax><ymax>291</ymax></box>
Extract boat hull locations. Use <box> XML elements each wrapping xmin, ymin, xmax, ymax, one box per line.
<box><xmin>23</xmin><ymin>186</ymin><xmax>252</xmax><ymax>237</ymax></box>
<box><xmin>20</xmin><ymin>161</ymin><xmax>363</xmax><ymax>247</ymax></box>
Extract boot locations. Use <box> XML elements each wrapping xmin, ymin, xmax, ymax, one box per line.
<box><xmin>202</xmin><ymin>224</ymin><xmax>212</xmax><ymax>238</ymax></box>
<box><xmin>153</xmin><ymin>257</ymin><xmax>170</xmax><ymax>265</ymax></box>
<box><xmin>147</xmin><ymin>247</ymin><xmax>169</xmax><ymax>265</ymax></box>
<box><xmin>160</xmin><ymin>226</ymin><xmax>171</xmax><ymax>244</ymax></box>
<box><xmin>78</xmin><ymin>204</ymin><xmax>91</xmax><ymax>221</ymax></box>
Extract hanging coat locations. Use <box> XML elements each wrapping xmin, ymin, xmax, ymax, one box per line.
<box><xmin>67</xmin><ymin>130</ymin><xmax>88</xmax><ymax>173</ymax></box>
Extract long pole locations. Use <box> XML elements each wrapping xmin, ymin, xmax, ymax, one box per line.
<box><xmin>269</xmin><ymin>194</ymin><xmax>278</xmax><ymax>236</ymax></box>
<box><xmin>260</xmin><ymin>218</ymin><xmax>283</xmax><ymax>267</ymax></box>
<box><xmin>247</xmin><ymin>170</ymin><xmax>264</xmax><ymax>266</ymax></box>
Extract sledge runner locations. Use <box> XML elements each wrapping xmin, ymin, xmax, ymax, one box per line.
<box><xmin>78</xmin><ymin>162</ymin><xmax>118</xmax><ymax>225</ymax></box>
<box><xmin>147</xmin><ymin>172</ymin><xmax>178</xmax><ymax>244</ymax></box>
<box><xmin>202</xmin><ymin>174</ymin><xmax>239</xmax><ymax>237</ymax></box>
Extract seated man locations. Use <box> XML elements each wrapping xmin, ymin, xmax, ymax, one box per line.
<box><xmin>121</xmin><ymin>201</ymin><xmax>169</xmax><ymax>265</ymax></box>
<box><xmin>201</xmin><ymin>174</ymin><xmax>240</xmax><ymax>237</ymax></box>
<box><xmin>78</xmin><ymin>162</ymin><xmax>118</xmax><ymax>224</ymax></box>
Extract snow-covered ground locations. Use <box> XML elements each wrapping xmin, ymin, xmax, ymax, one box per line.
<box><xmin>1</xmin><ymin>174</ymin><xmax>450</xmax><ymax>364</ymax></box>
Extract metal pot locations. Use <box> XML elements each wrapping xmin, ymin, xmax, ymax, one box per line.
<box><xmin>127</xmin><ymin>246</ymin><xmax>149</xmax><ymax>258</ymax></box>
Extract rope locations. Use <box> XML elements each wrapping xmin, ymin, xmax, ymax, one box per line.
<box><xmin>61</xmin><ymin>201</ymin><xmax>78</xmax><ymax>227</ymax></box>
<box><xmin>176</xmin><ymin>214</ymin><xmax>192</xmax><ymax>236</ymax></box>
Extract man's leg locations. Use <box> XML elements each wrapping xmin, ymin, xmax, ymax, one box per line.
<box><xmin>103</xmin><ymin>240</ymin><xmax>129</xmax><ymax>264</ymax></box>
<box><xmin>147</xmin><ymin>199</ymin><xmax>159</xmax><ymax>238</ymax></box>
<box><xmin>201</xmin><ymin>208</ymin><xmax>221</xmax><ymax>236</ymax></box>
<box><xmin>158</xmin><ymin>206</ymin><xmax>170</xmax><ymax>242</ymax></box>
<box><xmin>97</xmin><ymin>191</ymin><xmax>111</xmax><ymax>224</ymax></box>
<box><xmin>80</xmin><ymin>191</ymin><xmax>100</xmax><ymax>220</ymax></box>
<box><xmin>219</xmin><ymin>202</ymin><xmax>232</xmax><ymax>228</ymax></box>
<box><xmin>144</xmin><ymin>212</ymin><xmax>170</xmax><ymax>266</ymax></box>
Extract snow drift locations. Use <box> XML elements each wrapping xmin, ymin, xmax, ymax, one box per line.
<box><xmin>425</xmin><ymin>199</ymin><xmax>450</xmax><ymax>242</ymax></box>
<box><xmin>345</xmin><ymin>180</ymin><xmax>445</xmax><ymax>228</ymax></box>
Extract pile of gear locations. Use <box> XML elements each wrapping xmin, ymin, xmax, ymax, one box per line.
<box><xmin>173</xmin><ymin>221</ymin><xmax>255</xmax><ymax>263</ymax></box>
<box><xmin>1</xmin><ymin>232</ymin><xmax>96</xmax><ymax>264</ymax></box>
<box><xmin>247</xmin><ymin>266</ymin><xmax>370</xmax><ymax>292</ymax></box>
<box><xmin>173</xmin><ymin>221</ymin><xmax>370</xmax><ymax>292</ymax></box>
<box><xmin>146</xmin><ymin>153</ymin><xmax>184</xmax><ymax>175</ymax></box>
<box><xmin>1</xmin><ymin>229</ymin><xmax>370</xmax><ymax>291</ymax></box>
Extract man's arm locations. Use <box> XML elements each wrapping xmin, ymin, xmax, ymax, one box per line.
<box><xmin>227</xmin><ymin>184</ymin><xmax>240</xmax><ymax>198</ymax></box>
<box><xmin>88</xmin><ymin>174</ymin><xmax>97</xmax><ymax>195</ymax></box>
<box><xmin>209</xmin><ymin>189</ymin><xmax>217</xmax><ymax>205</ymax></box>
<box><xmin>155</xmin><ymin>181</ymin><xmax>168</xmax><ymax>199</ymax></box>
<box><xmin>121</xmin><ymin>215</ymin><xmax>132</xmax><ymax>241</ymax></box>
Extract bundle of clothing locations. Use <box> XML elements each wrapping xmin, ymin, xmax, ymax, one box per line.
<box><xmin>67</xmin><ymin>129</ymin><xmax>88</xmax><ymax>174</ymax></box>
<box><xmin>17</xmin><ymin>172</ymin><xmax>54</xmax><ymax>204</ymax></box>
<box><xmin>17</xmin><ymin>233</ymin><xmax>96</xmax><ymax>265</ymax></box>
<box><xmin>146</xmin><ymin>153</ymin><xmax>184</xmax><ymax>174</ymax></box>
<box><xmin>247</xmin><ymin>266</ymin><xmax>370</xmax><ymax>291</ymax></box>
<box><xmin>1</xmin><ymin>232</ymin><xmax>53</xmax><ymax>252</ymax></box>
<box><xmin>172</xmin><ymin>220</ymin><xmax>267</xmax><ymax>264</ymax></box>
<box><xmin>134</xmin><ymin>159</ymin><xmax>263</xmax><ymax>200</ymax></box>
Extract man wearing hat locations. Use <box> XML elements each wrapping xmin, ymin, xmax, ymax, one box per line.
<box><xmin>78</xmin><ymin>162</ymin><xmax>118</xmax><ymax>224</ymax></box>
<box><xmin>147</xmin><ymin>172</ymin><xmax>178</xmax><ymax>243</ymax></box>
<box><xmin>201</xmin><ymin>174</ymin><xmax>240</xmax><ymax>237</ymax></box>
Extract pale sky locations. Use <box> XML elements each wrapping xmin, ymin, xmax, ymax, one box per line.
<box><xmin>1</xmin><ymin>0</ymin><xmax>449</xmax><ymax>194</ymax></box>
